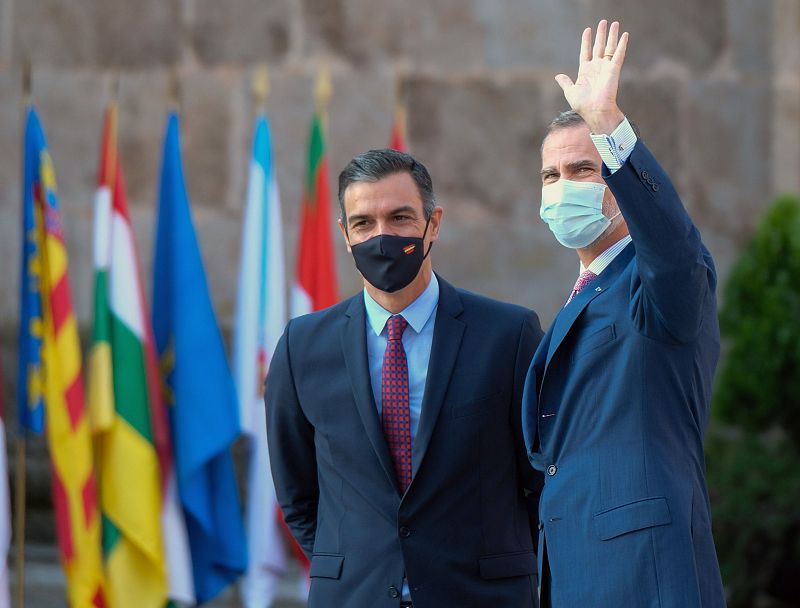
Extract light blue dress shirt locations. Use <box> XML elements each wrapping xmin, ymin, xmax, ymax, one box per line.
<box><xmin>363</xmin><ymin>274</ymin><xmax>439</xmax><ymax>443</ymax></box>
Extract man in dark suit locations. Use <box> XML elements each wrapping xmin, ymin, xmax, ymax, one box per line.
<box><xmin>522</xmin><ymin>20</ymin><xmax>726</xmax><ymax>607</ymax></box>
<box><xmin>266</xmin><ymin>149</ymin><xmax>543</xmax><ymax>608</ymax></box>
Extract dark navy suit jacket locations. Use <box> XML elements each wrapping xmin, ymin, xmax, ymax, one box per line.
<box><xmin>522</xmin><ymin>141</ymin><xmax>726</xmax><ymax>607</ymax></box>
<box><xmin>267</xmin><ymin>276</ymin><xmax>543</xmax><ymax>608</ymax></box>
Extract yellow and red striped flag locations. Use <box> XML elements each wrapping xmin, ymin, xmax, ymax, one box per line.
<box><xmin>88</xmin><ymin>104</ymin><xmax>168</xmax><ymax>607</ymax></box>
<box><xmin>21</xmin><ymin>106</ymin><xmax>106</xmax><ymax>606</ymax></box>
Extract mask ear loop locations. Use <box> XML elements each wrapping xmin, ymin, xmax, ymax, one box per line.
<box><xmin>421</xmin><ymin>216</ymin><xmax>434</xmax><ymax>260</ymax></box>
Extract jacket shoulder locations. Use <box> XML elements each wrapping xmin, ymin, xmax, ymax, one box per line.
<box><xmin>455</xmin><ymin>287</ymin><xmax>538</xmax><ymax>327</ymax></box>
<box><xmin>285</xmin><ymin>296</ymin><xmax>355</xmax><ymax>341</ymax></box>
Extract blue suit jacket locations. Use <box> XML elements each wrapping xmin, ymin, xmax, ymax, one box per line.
<box><xmin>267</xmin><ymin>276</ymin><xmax>544</xmax><ymax>608</ymax></box>
<box><xmin>522</xmin><ymin>141</ymin><xmax>726</xmax><ymax>607</ymax></box>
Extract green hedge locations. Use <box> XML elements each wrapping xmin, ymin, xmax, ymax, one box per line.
<box><xmin>708</xmin><ymin>194</ymin><xmax>800</xmax><ymax>607</ymax></box>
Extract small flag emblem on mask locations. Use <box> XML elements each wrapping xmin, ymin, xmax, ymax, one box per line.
<box><xmin>403</xmin><ymin>244</ymin><xmax>416</xmax><ymax>255</ymax></box>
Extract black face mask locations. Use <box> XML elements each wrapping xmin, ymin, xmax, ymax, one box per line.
<box><xmin>350</xmin><ymin>219</ymin><xmax>433</xmax><ymax>293</ymax></box>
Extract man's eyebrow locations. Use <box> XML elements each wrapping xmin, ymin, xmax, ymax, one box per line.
<box><xmin>540</xmin><ymin>159</ymin><xmax>599</xmax><ymax>178</ymax></box>
<box><xmin>565</xmin><ymin>159</ymin><xmax>598</xmax><ymax>172</ymax></box>
<box><xmin>388</xmin><ymin>204</ymin><xmax>419</xmax><ymax>216</ymax></box>
<box><xmin>347</xmin><ymin>213</ymin><xmax>371</xmax><ymax>225</ymax></box>
<box><xmin>347</xmin><ymin>204</ymin><xmax>419</xmax><ymax>225</ymax></box>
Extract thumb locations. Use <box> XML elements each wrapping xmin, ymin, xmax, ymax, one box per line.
<box><xmin>554</xmin><ymin>74</ymin><xmax>574</xmax><ymax>93</ymax></box>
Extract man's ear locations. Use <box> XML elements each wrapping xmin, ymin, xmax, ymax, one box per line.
<box><xmin>338</xmin><ymin>218</ymin><xmax>352</xmax><ymax>253</ymax></box>
<box><xmin>428</xmin><ymin>207</ymin><xmax>444</xmax><ymax>242</ymax></box>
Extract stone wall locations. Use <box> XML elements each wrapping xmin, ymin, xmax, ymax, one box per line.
<box><xmin>0</xmin><ymin>0</ymin><xmax>798</xmax><ymax>528</ymax></box>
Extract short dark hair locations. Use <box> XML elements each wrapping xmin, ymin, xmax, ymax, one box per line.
<box><xmin>542</xmin><ymin>110</ymin><xmax>641</xmax><ymax>150</ymax></box>
<box><xmin>337</xmin><ymin>149</ymin><xmax>436</xmax><ymax>223</ymax></box>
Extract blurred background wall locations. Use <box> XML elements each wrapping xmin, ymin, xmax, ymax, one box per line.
<box><xmin>0</xmin><ymin>0</ymin><xmax>798</xmax><ymax>605</ymax></box>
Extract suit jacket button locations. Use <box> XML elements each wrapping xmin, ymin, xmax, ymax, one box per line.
<box><xmin>547</xmin><ymin>464</ymin><xmax>557</xmax><ymax>476</ymax></box>
<box><xmin>652</xmin><ymin>183</ymin><xmax>660</xmax><ymax>191</ymax></box>
<box><xmin>641</xmin><ymin>170</ymin><xmax>650</xmax><ymax>179</ymax></box>
<box><xmin>389</xmin><ymin>586</ymin><xmax>400</xmax><ymax>598</ymax></box>
<box><xmin>399</xmin><ymin>526</ymin><xmax>412</xmax><ymax>538</ymax></box>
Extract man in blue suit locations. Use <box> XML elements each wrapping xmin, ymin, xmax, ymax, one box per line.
<box><xmin>267</xmin><ymin>149</ymin><xmax>544</xmax><ymax>607</ymax></box>
<box><xmin>522</xmin><ymin>20</ymin><xmax>726</xmax><ymax>607</ymax></box>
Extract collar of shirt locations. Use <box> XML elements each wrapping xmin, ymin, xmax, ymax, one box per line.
<box><xmin>580</xmin><ymin>234</ymin><xmax>633</xmax><ymax>276</ymax></box>
<box><xmin>363</xmin><ymin>273</ymin><xmax>440</xmax><ymax>337</ymax></box>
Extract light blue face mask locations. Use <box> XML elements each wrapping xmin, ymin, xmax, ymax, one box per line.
<box><xmin>540</xmin><ymin>179</ymin><xmax>619</xmax><ymax>249</ymax></box>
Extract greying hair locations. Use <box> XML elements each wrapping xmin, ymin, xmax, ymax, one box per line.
<box><xmin>542</xmin><ymin>110</ymin><xmax>641</xmax><ymax>150</ymax></box>
<box><xmin>338</xmin><ymin>149</ymin><xmax>436</xmax><ymax>222</ymax></box>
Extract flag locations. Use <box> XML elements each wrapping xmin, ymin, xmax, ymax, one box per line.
<box><xmin>290</xmin><ymin>112</ymin><xmax>338</xmax><ymax>317</ymax></box>
<box><xmin>152</xmin><ymin>112</ymin><xmax>247</xmax><ymax>604</ymax></box>
<box><xmin>19</xmin><ymin>106</ymin><xmax>106</xmax><ymax>606</ymax></box>
<box><xmin>234</xmin><ymin>115</ymin><xmax>288</xmax><ymax>608</ymax></box>
<box><xmin>0</xmin><ymin>359</ymin><xmax>10</xmax><ymax>608</ymax></box>
<box><xmin>389</xmin><ymin>103</ymin><xmax>407</xmax><ymax>152</ymax></box>
<box><xmin>89</xmin><ymin>104</ymin><xmax>169</xmax><ymax>607</ymax></box>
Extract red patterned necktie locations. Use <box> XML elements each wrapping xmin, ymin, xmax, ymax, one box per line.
<box><xmin>566</xmin><ymin>269</ymin><xmax>598</xmax><ymax>305</ymax></box>
<box><xmin>381</xmin><ymin>314</ymin><xmax>412</xmax><ymax>492</ymax></box>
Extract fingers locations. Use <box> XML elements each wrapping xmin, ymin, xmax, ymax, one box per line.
<box><xmin>580</xmin><ymin>27</ymin><xmax>592</xmax><ymax>62</ymax></box>
<box><xmin>612</xmin><ymin>31</ymin><xmax>629</xmax><ymax>66</ymax></box>
<box><xmin>554</xmin><ymin>74</ymin><xmax>574</xmax><ymax>93</ymax></box>
<box><xmin>592</xmin><ymin>19</ymin><xmax>608</xmax><ymax>60</ymax></box>
<box><xmin>605</xmin><ymin>21</ymin><xmax>619</xmax><ymax>58</ymax></box>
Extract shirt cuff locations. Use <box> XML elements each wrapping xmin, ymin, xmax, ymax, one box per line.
<box><xmin>590</xmin><ymin>117</ymin><xmax>638</xmax><ymax>173</ymax></box>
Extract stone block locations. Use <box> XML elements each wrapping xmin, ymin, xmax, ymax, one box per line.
<box><xmin>12</xmin><ymin>0</ymin><xmax>94</xmax><ymax>66</ymax></box>
<box><xmin>726</xmin><ymin>0</ymin><xmax>774</xmax><ymax>73</ymax></box>
<box><xmin>116</xmin><ymin>70</ymin><xmax>172</xmax><ymax>208</ymax></box>
<box><xmin>683</xmin><ymin>79</ymin><xmax>772</xmax><ymax>273</ymax></box>
<box><xmin>617</xmin><ymin>77</ymin><xmax>681</xmax><ymax>177</ymax></box>
<box><xmin>406</xmin><ymin>74</ymin><xmax>543</xmax><ymax>215</ymax></box>
<box><xmin>90</xmin><ymin>0</ymin><xmax>181</xmax><ymax>67</ymax></box>
<box><xmin>13</xmin><ymin>0</ymin><xmax>181</xmax><ymax>67</ymax></box>
<box><xmin>301</xmin><ymin>0</ymin><xmax>485</xmax><ymax>69</ymax></box>
<box><xmin>0</xmin><ymin>67</ymin><xmax>22</xmax><ymax>327</ymax></box>
<box><xmin>180</xmin><ymin>69</ymin><xmax>242</xmax><ymax>210</ymax></box>
<box><xmin>0</xmin><ymin>0</ymin><xmax>12</xmax><ymax>65</ymax></box>
<box><xmin>191</xmin><ymin>0</ymin><xmax>292</xmax><ymax>66</ymax></box>
<box><xmin>587</xmin><ymin>0</ymin><xmax>726</xmax><ymax>71</ymax></box>
<box><xmin>773</xmin><ymin>78</ymin><xmax>800</xmax><ymax>195</ymax></box>
<box><xmin>774</xmin><ymin>0</ymin><xmax>800</xmax><ymax>74</ymax></box>
<box><xmin>473</xmin><ymin>0</ymin><xmax>590</xmax><ymax>72</ymax></box>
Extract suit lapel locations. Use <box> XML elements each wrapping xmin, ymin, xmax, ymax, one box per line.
<box><xmin>545</xmin><ymin>242</ymin><xmax>635</xmax><ymax>371</ymax></box>
<box><xmin>341</xmin><ymin>296</ymin><xmax>400</xmax><ymax>495</ymax></box>
<box><xmin>412</xmin><ymin>276</ymin><xmax>465</xmax><ymax>479</ymax></box>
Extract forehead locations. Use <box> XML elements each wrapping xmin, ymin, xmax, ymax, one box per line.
<box><xmin>343</xmin><ymin>171</ymin><xmax>423</xmax><ymax>216</ymax></box>
<box><xmin>541</xmin><ymin>125</ymin><xmax>601</xmax><ymax>168</ymax></box>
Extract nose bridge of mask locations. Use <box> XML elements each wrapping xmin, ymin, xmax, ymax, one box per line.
<box><xmin>541</xmin><ymin>178</ymin><xmax>607</xmax><ymax>207</ymax></box>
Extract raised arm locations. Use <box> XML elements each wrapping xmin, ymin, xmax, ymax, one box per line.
<box><xmin>556</xmin><ymin>20</ymin><xmax>715</xmax><ymax>342</ymax></box>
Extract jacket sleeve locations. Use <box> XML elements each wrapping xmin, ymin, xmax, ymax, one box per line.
<box><xmin>511</xmin><ymin>309</ymin><xmax>545</xmax><ymax>548</ymax></box>
<box><xmin>265</xmin><ymin>321</ymin><xmax>318</xmax><ymax>559</ymax></box>
<box><xmin>604</xmin><ymin>140</ymin><xmax>717</xmax><ymax>344</ymax></box>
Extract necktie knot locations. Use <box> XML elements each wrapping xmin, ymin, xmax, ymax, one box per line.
<box><xmin>566</xmin><ymin>269</ymin><xmax>598</xmax><ymax>305</ymax></box>
<box><xmin>386</xmin><ymin>315</ymin><xmax>408</xmax><ymax>342</ymax></box>
<box><xmin>573</xmin><ymin>269</ymin><xmax>598</xmax><ymax>294</ymax></box>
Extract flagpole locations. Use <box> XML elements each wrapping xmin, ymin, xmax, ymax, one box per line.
<box><xmin>314</xmin><ymin>63</ymin><xmax>332</xmax><ymax>134</ymax></box>
<box><xmin>251</xmin><ymin>64</ymin><xmax>270</xmax><ymax>115</ymax></box>
<box><xmin>169</xmin><ymin>68</ymin><xmax>181</xmax><ymax>117</ymax></box>
<box><xmin>14</xmin><ymin>59</ymin><xmax>31</xmax><ymax>608</ymax></box>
